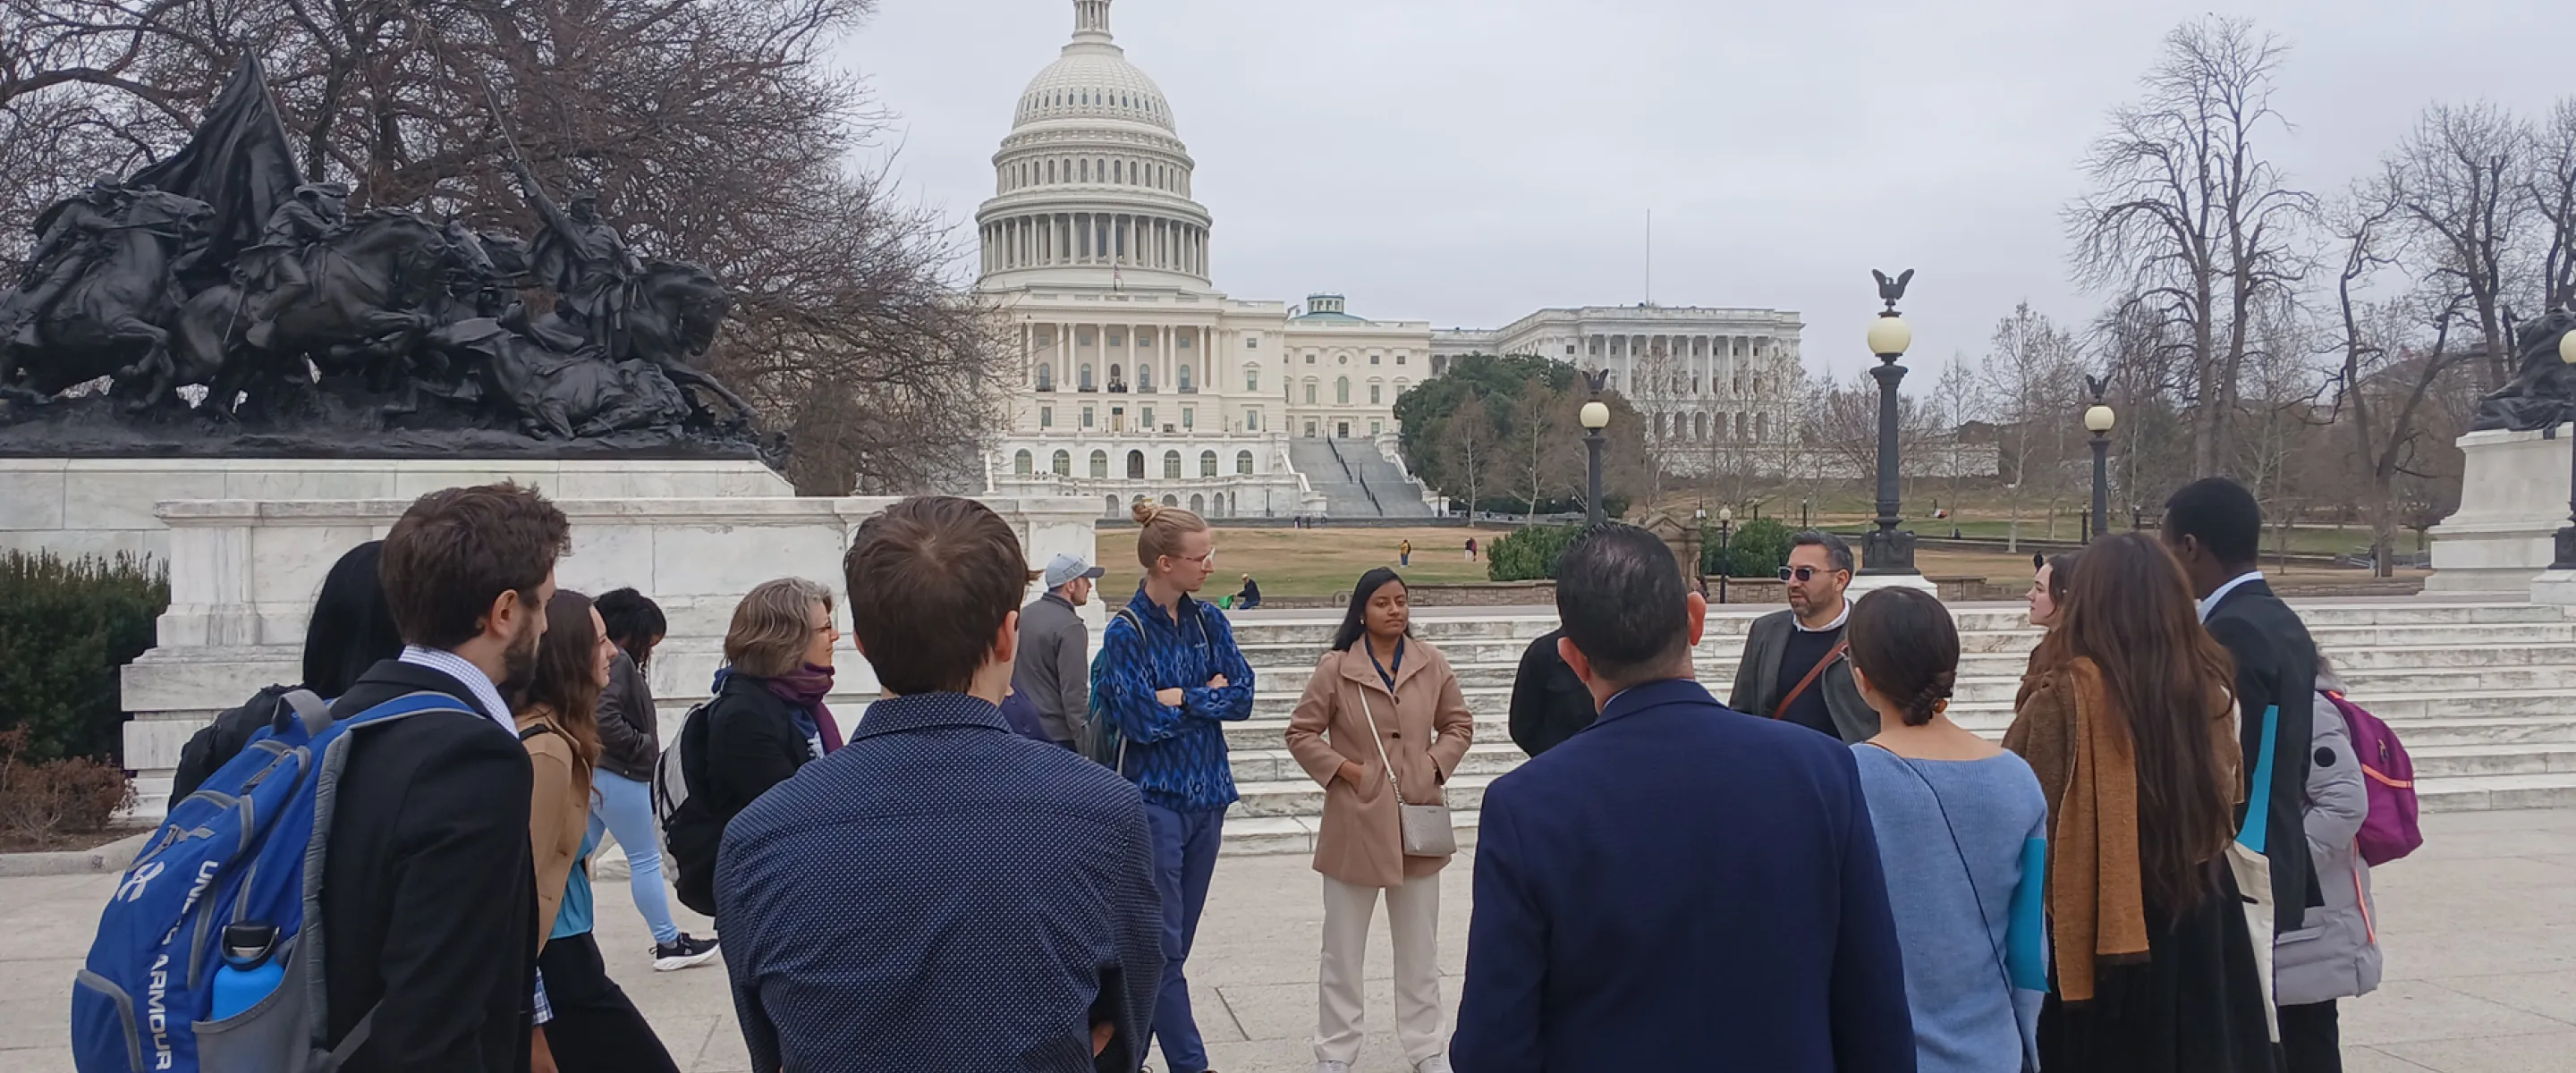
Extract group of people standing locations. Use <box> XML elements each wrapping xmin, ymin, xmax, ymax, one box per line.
<box><xmin>137</xmin><ymin>472</ymin><xmax>2386</xmax><ymax>1073</ymax></box>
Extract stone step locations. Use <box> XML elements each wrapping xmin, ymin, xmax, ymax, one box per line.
<box><xmin>1232</xmin><ymin>622</ymin><xmax>2576</xmax><ymax>667</ymax></box>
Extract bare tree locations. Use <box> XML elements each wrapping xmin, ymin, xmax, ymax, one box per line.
<box><xmin>1504</xmin><ymin>382</ymin><xmax>1563</xmax><ymax>520</ymax></box>
<box><xmin>2326</xmin><ymin>183</ymin><xmax>2477</xmax><ymax>576</ymax></box>
<box><xmin>1442</xmin><ymin>392</ymin><xmax>1496</xmax><ymax>518</ymax></box>
<box><xmin>2530</xmin><ymin>97</ymin><xmax>2576</xmax><ymax>311</ymax></box>
<box><xmin>1979</xmin><ymin>302</ymin><xmax>2083</xmax><ymax>545</ymax></box>
<box><xmin>2066</xmin><ymin>14</ymin><xmax>2313</xmax><ymax>479</ymax></box>
<box><xmin>2385</xmin><ymin>101</ymin><xmax>2531</xmax><ymax>387</ymax></box>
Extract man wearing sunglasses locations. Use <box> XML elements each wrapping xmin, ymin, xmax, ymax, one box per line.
<box><xmin>1725</xmin><ymin>531</ymin><xmax>1878</xmax><ymax>743</ymax></box>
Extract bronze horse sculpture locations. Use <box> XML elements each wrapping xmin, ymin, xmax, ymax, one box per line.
<box><xmin>0</xmin><ymin>189</ymin><xmax>214</xmax><ymax>410</ymax></box>
<box><xmin>167</xmin><ymin>209</ymin><xmax>453</xmax><ymax>419</ymax></box>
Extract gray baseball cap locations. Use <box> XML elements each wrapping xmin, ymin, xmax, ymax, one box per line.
<box><xmin>1044</xmin><ymin>553</ymin><xmax>1106</xmax><ymax>589</ymax></box>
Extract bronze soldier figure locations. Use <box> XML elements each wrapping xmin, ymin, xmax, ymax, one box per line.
<box><xmin>2</xmin><ymin>178</ymin><xmax>131</xmax><ymax>345</ymax></box>
<box><xmin>512</xmin><ymin>161</ymin><xmax>640</xmax><ymax>357</ymax></box>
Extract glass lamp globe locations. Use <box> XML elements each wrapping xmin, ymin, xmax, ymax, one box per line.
<box><xmin>1580</xmin><ymin>401</ymin><xmax>1611</xmax><ymax>430</ymax></box>
<box><xmin>1867</xmin><ymin>315</ymin><xmax>1911</xmax><ymax>358</ymax></box>
<box><xmin>2084</xmin><ymin>404</ymin><xmax>2116</xmax><ymax>434</ymax></box>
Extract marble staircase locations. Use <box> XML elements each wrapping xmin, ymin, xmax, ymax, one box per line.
<box><xmin>1209</xmin><ymin>601</ymin><xmax>2576</xmax><ymax>857</ymax></box>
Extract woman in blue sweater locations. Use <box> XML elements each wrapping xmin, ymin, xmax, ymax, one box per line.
<box><xmin>1845</xmin><ymin>587</ymin><xmax>2049</xmax><ymax>1073</ymax></box>
<box><xmin>1093</xmin><ymin>500</ymin><xmax>1255</xmax><ymax>1073</ymax></box>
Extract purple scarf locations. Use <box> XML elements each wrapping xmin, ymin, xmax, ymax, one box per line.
<box><xmin>765</xmin><ymin>664</ymin><xmax>842</xmax><ymax>754</ymax></box>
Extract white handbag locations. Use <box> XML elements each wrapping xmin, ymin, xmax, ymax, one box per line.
<box><xmin>1356</xmin><ymin>688</ymin><xmax>1456</xmax><ymax>857</ymax></box>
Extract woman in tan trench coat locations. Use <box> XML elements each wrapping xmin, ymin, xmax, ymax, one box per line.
<box><xmin>1286</xmin><ymin>569</ymin><xmax>1473</xmax><ymax>1073</ymax></box>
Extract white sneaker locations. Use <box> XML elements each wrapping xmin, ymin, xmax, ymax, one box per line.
<box><xmin>1413</xmin><ymin>1055</ymin><xmax>1453</xmax><ymax>1073</ymax></box>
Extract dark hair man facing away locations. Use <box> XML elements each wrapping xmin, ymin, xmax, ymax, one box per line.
<box><xmin>1450</xmin><ymin>523</ymin><xmax>1914</xmax><ymax>1071</ymax></box>
<box><xmin>716</xmin><ymin>497</ymin><xmax>1165</xmax><ymax>1072</ymax></box>
<box><xmin>322</xmin><ymin>483</ymin><xmax>571</xmax><ymax>1071</ymax></box>
<box><xmin>2163</xmin><ymin>478</ymin><xmax>2320</xmax><ymax>940</ymax></box>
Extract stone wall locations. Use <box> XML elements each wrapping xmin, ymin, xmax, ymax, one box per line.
<box><xmin>120</xmin><ymin>493</ymin><xmax>1099</xmax><ymax>815</ymax></box>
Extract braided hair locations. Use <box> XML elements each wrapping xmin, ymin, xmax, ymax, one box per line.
<box><xmin>1846</xmin><ymin>587</ymin><xmax>1961</xmax><ymax>727</ymax></box>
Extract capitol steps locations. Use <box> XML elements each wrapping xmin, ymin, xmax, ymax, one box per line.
<box><xmin>1211</xmin><ymin>601</ymin><xmax>2576</xmax><ymax>857</ymax></box>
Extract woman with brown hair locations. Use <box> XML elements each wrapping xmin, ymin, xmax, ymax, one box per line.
<box><xmin>1287</xmin><ymin>568</ymin><xmax>1472</xmax><ymax>1073</ymax></box>
<box><xmin>2005</xmin><ymin>532</ymin><xmax>2273</xmax><ymax>1072</ymax></box>
<box><xmin>516</xmin><ymin>589</ymin><xmax>680</xmax><ymax>1073</ymax></box>
<box><xmin>665</xmin><ymin>577</ymin><xmax>841</xmax><ymax>916</ymax></box>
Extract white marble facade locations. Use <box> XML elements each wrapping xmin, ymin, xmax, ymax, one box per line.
<box><xmin>1433</xmin><ymin>305</ymin><xmax>1808</xmax><ymax>454</ymax></box>
<box><xmin>2430</xmin><ymin>428</ymin><xmax>2576</xmax><ymax>593</ymax></box>
<box><xmin>121</xmin><ymin>493</ymin><xmax>1100</xmax><ymax>815</ymax></box>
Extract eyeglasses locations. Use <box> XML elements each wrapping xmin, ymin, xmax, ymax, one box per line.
<box><xmin>1778</xmin><ymin>566</ymin><xmax>1841</xmax><ymax>583</ymax></box>
<box><xmin>1181</xmin><ymin>550</ymin><xmax>1216</xmax><ymax>568</ymax></box>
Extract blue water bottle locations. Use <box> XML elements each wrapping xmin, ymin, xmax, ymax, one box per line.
<box><xmin>210</xmin><ymin>922</ymin><xmax>284</xmax><ymax>1020</ymax></box>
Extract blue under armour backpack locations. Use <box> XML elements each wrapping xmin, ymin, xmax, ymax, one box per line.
<box><xmin>71</xmin><ymin>690</ymin><xmax>476</xmax><ymax>1073</ymax></box>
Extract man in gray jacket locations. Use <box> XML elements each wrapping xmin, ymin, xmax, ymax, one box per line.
<box><xmin>1015</xmin><ymin>553</ymin><xmax>1105</xmax><ymax>748</ymax></box>
<box><xmin>1725</xmin><ymin>531</ymin><xmax>1877</xmax><ymax>743</ymax></box>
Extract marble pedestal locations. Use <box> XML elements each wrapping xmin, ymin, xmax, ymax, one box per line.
<box><xmin>1846</xmin><ymin>573</ymin><xmax>1940</xmax><ymax>596</ymax></box>
<box><xmin>0</xmin><ymin>457</ymin><xmax>792</xmax><ymax>562</ymax></box>
<box><xmin>119</xmin><ymin>493</ymin><xmax>1100</xmax><ymax>816</ymax></box>
<box><xmin>2428</xmin><ymin>428</ymin><xmax>2576</xmax><ymax>594</ymax></box>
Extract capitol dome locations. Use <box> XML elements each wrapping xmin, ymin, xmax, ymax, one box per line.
<box><xmin>977</xmin><ymin>0</ymin><xmax>1213</xmax><ymax>291</ymax></box>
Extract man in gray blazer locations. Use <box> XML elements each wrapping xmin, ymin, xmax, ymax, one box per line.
<box><xmin>1725</xmin><ymin>531</ymin><xmax>1878</xmax><ymax>743</ymax></box>
<box><xmin>1014</xmin><ymin>553</ymin><xmax>1105</xmax><ymax>748</ymax></box>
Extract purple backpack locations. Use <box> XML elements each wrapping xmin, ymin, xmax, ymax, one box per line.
<box><xmin>2326</xmin><ymin>691</ymin><xmax>2422</xmax><ymax>866</ymax></box>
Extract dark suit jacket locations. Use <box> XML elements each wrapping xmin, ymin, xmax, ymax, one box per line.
<box><xmin>1728</xmin><ymin>608</ymin><xmax>1878</xmax><ymax>743</ymax></box>
<box><xmin>1452</xmin><ymin>679</ymin><xmax>1915</xmax><ymax>1072</ymax></box>
<box><xmin>320</xmin><ymin>659</ymin><xmax>535</xmax><ymax>1073</ymax></box>
<box><xmin>2205</xmin><ymin>577</ymin><xmax>2320</xmax><ymax>934</ymax></box>
<box><xmin>1506</xmin><ymin>629</ymin><xmax>1596</xmax><ymax>757</ymax></box>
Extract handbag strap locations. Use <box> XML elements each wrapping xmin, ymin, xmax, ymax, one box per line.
<box><xmin>1353</xmin><ymin>682</ymin><xmax>1411</xmax><ymax>807</ymax></box>
<box><xmin>1773</xmin><ymin>638</ymin><xmax>1850</xmax><ymax>720</ymax></box>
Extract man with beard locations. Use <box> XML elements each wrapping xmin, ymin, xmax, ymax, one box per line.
<box><xmin>1726</xmin><ymin>530</ymin><xmax>1878</xmax><ymax>743</ymax></box>
<box><xmin>319</xmin><ymin>482</ymin><xmax>572</xmax><ymax>1072</ymax></box>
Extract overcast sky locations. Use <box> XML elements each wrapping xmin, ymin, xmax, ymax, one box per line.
<box><xmin>839</xmin><ymin>0</ymin><xmax>2563</xmax><ymax>385</ymax></box>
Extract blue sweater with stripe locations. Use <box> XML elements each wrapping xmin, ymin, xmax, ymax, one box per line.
<box><xmin>1091</xmin><ymin>586</ymin><xmax>1255</xmax><ymax>812</ymax></box>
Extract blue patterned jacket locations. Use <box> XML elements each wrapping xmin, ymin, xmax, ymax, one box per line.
<box><xmin>1091</xmin><ymin>585</ymin><xmax>1255</xmax><ymax>812</ymax></box>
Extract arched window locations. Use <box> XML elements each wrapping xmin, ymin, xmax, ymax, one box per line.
<box><xmin>1052</xmin><ymin>450</ymin><xmax>1072</xmax><ymax>477</ymax></box>
<box><xmin>1138</xmin><ymin>364</ymin><xmax>1153</xmax><ymax>392</ymax></box>
<box><xmin>1335</xmin><ymin>377</ymin><xmax>1351</xmax><ymax>404</ymax></box>
<box><xmin>1125</xmin><ymin>451</ymin><xmax>1145</xmax><ymax>479</ymax></box>
<box><xmin>1013</xmin><ymin>450</ymin><xmax>1033</xmax><ymax>477</ymax></box>
<box><xmin>1162</xmin><ymin>494</ymin><xmax>1179</xmax><ymax>507</ymax></box>
<box><xmin>1046</xmin><ymin>160</ymin><xmax>1055</xmax><ymax>182</ymax></box>
<box><xmin>1654</xmin><ymin>413</ymin><xmax>1667</xmax><ymax>440</ymax></box>
<box><xmin>1190</xmin><ymin>494</ymin><xmax>1205</xmax><ymax>513</ymax></box>
<box><xmin>1090</xmin><ymin>450</ymin><xmax>1109</xmax><ymax>478</ymax></box>
<box><xmin>1304</xmin><ymin>382</ymin><xmax>1318</xmax><ymax>404</ymax></box>
<box><xmin>1695</xmin><ymin>412</ymin><xmax>1709</xmax><ymax>441</ymax></box>
<box><xmin>1080</xmin><ymin>364</ymin><xmax>1095</xmax><ymax>391</ymax></box>
<box><xmin>1108</xmin><ymin>364</ymin><xmax>1123</xmax><ymax>389</ymax></box>
<box><xmin>1177</xmin><ymin>364</ymin><xmax>1193</xmax><ymax>392</ymax></box>
<box><xmin>1106</xmin><ymin>494</ymin><xmax>1119</xmax><ymax>516</ymax></box>
<box><xmin>1368</xmin><ymin>384</ymin><xmax>1382</xmax><ymax>405</ymax></box>
<box><xmin>1245</xmin><ymin>367</ymin><xmax>1259</xmax><ymax>392</ymax></box>
<box><xmin>1162</xmin><ymin>451</ymin><xmax>1182</xmax><ymax>479</ymax></box>
<box><xmin>1114</xmin><ymin>160</ymin><xmax>1123</xmax><ymax>183</ymax></box>
<box><xmin>1080</xmin><ymin>159</ymin><xmax>1089</xmax><ymax>182</ymax></box>
<box><xmin>1199</xmin><ymin>451</ymin><xmax>1217</xmax><ymax>477</ymax></box>
<box><xmin>1034</xmin><ymin>362</ymin><xmax>1054</xmax><ymax>391</ymax></box>
<box><xmin>1236</xmin><ymin>450</ymin><xmax>1254</xmax><ymax>475</ymax></box>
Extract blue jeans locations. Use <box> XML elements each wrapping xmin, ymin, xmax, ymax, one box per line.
<box><xmin>589</xmin><ymin>770</ymin><xmax>681</xmax><ymax>945</ymax></box>
<box><xmin>1145</xmin><ymin>802</ymin><xmax>1224</xmax><ymax>1073</ymax></box>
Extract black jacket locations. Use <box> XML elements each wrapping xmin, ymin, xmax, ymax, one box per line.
<box><xmin>670</xmin><ymin>672</ymin><xmax>812</xmax><ymax>916</ymax></box>
<box><xmin>319</xmin><ymin>658</ymin><xmax>535</xmax><ymax>1073</ymax></box>
<box><xmin>2205</xmin><ymin>577</ymin><xmax>2321</xmax><ymax>934</ymax></box>
<box><xmin>1507</xmin><ymin>629</ymin><xmax>1597</xmax><ymax>757</ymax></box>
<box><xmin>593</xmin><ymin>651</ymin><xmax>658</xmax><ymax>782</ymax></box>
<box><xmin>171</xmin><ymin>684</ymin><xmax>294</xmax><ymax>802</ymax></box>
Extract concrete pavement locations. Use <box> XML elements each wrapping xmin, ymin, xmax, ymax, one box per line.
<box><xmin>6</xmin><ymin>807</ymin><xmax>2573</xmax><ymax>1071</ymax></box>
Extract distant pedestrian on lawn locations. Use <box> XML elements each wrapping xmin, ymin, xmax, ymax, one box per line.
<box><xmin>1464</xmin><ymin>536</ymin><xmax>1477</xmax><ymax>562</ymax></box>
<box><xmin>584</xmin><ymin>587</ymin><xmax>717</xmax><ymax>971</ymax></box>
<box><xmin>716</xmin><ymin>496</ymin><xmax>1165</xmax><ymax>1071</ymax></box>
<box><xmin>1450</xmin><ymin>523</ymin><xmax>1913</xmax><ymax>1070</ymax></box>
<box><xmin>1846</xmin><ymin>587</ymin><xmax>2048</xmax><ymax>1073</ymax></box>
<box><xmin>1234</xmin><ymin>572</ymin><xmax>1262</xmax><ymax>610</ymax></box>
<box><xmin>1094</xmin><ymin>500</ymin><xmax>1256</xmax><ymax>1073</ymax></box>
<box><xmin>1017</xmin><ymin>553</ymin><xmax>1107</xmax><ymax>748</ymax></box>
<box><xmin>515</xmin><ymin>589</ymin><xmax>682</xmax><ymax>1073</ymax></box>
<box><xmin>1286</xmin><ymin>569</ymin><xmax>1472</xmax><ymax>1073</ymax></box>
<box><xmin>1399</xmin><ymin>537</ymin><xmax>1412</xmax><ymax>566</ymax></box>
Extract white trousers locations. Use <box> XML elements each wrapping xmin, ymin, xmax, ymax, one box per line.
<box><xmin>1315</xmin><ymin>872</ymin><xmax>1445</xmax><ymax>1066</ymax></box>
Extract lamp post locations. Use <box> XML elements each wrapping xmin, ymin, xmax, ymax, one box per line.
<box><xmin>2084</xmin><ymin>376</ymin><xmax>2114</xmax><ymax>545</ymax></box>
<box><xmin>1580</xmin><ymin>368</ymin><xmax>1611</xmax><ymax>528</ymax></box>
<box><xmin>2550</xmin><ymin>325</ymin><xmax>2576</xmax><ymax>570</ymax></box>
<box><xmin>1862</xmin><ymin>269</ymin><xmax>1919</xmax><ymax>577</ymax></box>
<box><xmin>1716</xmin><ymin>505</ymin><xmax>1735</xmax><ymax>604</ymax></box>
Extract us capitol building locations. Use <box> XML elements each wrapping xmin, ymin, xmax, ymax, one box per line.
<box><xmin>979</xmin><ymin>0</ymin><xmax>1806</xmax><ymax>517</ymax></box>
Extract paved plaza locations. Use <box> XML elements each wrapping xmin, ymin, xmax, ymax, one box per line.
<box><xmin>4</xmin><ymin>807</ymin><xmax>2573</xmax><ymax>1071</ymax></box>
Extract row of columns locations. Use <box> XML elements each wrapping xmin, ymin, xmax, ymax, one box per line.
<box><xmin>1021</xmin><ymin>321</ymin><xmax>1214</xmax><ymax>401</ymax></box>
<box><xmin>983</xmin><ymin>212</ymin><xmax>1207</xmax><ymax>278</ymax></box>
<box><xmin>1651</xmin><ymin>410</ymin><xmax>1775</xmax><ymax>444</ymax></box>
<box><xmin>1574</xmin><ymin>333</ymin><xmax>1782</xmax><ymax>399</ymax></box>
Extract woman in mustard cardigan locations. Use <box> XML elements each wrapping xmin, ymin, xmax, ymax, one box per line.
<box><xmin>1286</xmin><ymin>569</ymin><xmax>1474</xmax><ymax>1073</ymax></box>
